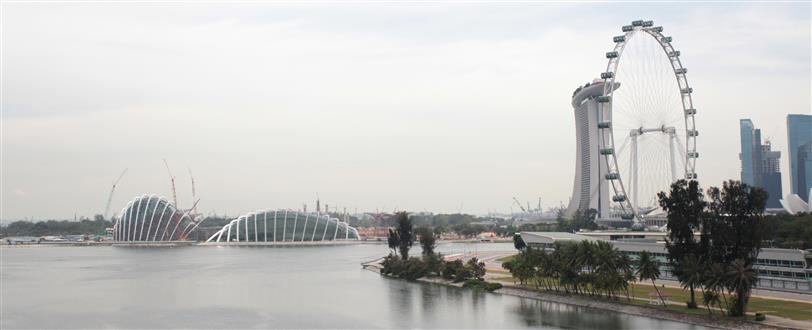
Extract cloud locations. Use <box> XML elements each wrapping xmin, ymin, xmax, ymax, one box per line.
<box><xmin>1</xmin><ymin>2</ymin><xmax>809</xmax><ymax>219</ymax></box>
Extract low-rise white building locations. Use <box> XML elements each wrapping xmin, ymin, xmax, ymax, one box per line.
<box><xmin>520</xmin><ymin>231</ymin><xmax>812</xmax><ymax>293</ymax></box>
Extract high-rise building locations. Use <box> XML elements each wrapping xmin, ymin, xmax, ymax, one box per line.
<box><xmin>787</xmin><ymin>114</ymin><xmax>812</xmax><ymax>202</ymax></box>
<box><xmin>740</xmin><ymin>119</ymin><xmax>756</xmax><ymax>186</ymax></box>
<box><xmin>566</xmin><ymin>80</ymin><xmax>616</xmax><ymax>219</ymax></box>
<box><xmin>760</xmin><ymin>141</ymin><xmax>782</xmax><ymax>208</ymax></box>
<box><xmin>739</xmin><ymin>119</ymin><xmax>782</xmax><ymax>208</ymax></box>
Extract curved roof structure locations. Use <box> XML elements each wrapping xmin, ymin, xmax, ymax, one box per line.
<box><xmin>206</xmin><ymin>209</ymin><xmax>360</xmax><ymax>243</ymax></box>
<box><xmin>113</xmin><ymin>194</ymin><xmax>201</xmax><ymax>242</ymax></box>
<box><xmin>780</xmin><ymin>188</ymin><xmax>811</xmax><ymax>215</ymax></box>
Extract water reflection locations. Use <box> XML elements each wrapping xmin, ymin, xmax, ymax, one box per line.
<box><xmin>2</xmin><ymin>244</ymin><xmax>709</xmax><ymax>329</ymax></box>
<box><xmin>419</xmin><ymin>282</ymin><xmax>437</xmax><ymax>319</ymax></box>
<box><xmin>514</xmin><ymin>298</ymin><xmax>623</xmax><ymax>329</ymax></box>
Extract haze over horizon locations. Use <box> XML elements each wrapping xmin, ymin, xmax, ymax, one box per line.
<box><xmin>2</xmin><ymin>2</ymin><xmax>810</xmax><ymax>221</ymax></box>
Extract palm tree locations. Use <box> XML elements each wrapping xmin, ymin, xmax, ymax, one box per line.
<box><xmin>616</xmin><ymin>253</ymin><xmax>635</xmax><ymax>302</ymax></box>
<box><xmin>594</xmin><ymin>241</ymin><xmax>620</xmax><ymax>298</ymax></box>
<box><xmin>678</xmin><ymin>255</ymin><xmax>704</xmax><ymax>308</ymax></box>
<box><xmin>704</xmin><ymin>263</ymin><xmax>730</xmax><ymax>312</ymax></box>
<box><xmin>636</xmin><ymin>250</ymin><xmax>666</xmax><ymax>306</ymax></box>
<box><xmin>725</xmin><ymin>259</ymin><xmax>757</xmax><ymax>317</ymax></box>
<box><xmin>575</xmin><ymin>240</ymin><xmax>597</xmax><ymax>272</ymax></box>
<box><xmin>702</xmin><ymin>290</ymin><xmax>720</xmax><ymax>315</ymax></box>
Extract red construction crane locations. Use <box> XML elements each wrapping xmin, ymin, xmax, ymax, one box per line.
<box><xmin>163</xmin><ymin>159</ymin><xmax>178</xmax><ymax>207</ymax></box>
<box><xmin>104</xmin><ymin>168</ymin><xmax>128</xmax><ymax>220</ymax></box>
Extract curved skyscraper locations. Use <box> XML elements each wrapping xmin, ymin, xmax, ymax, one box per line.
<box><xmin>565</xmin><ymin>80</ymin><xmax>618</xmax><ymax>219</ymax></box>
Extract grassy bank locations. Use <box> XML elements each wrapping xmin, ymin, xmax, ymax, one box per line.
<box><xmin>491</xmin><ymin>274</ymin><xmax>812</xmax><ymax>322</ymax></box>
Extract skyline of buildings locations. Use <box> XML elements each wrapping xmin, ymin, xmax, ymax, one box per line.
<box><xmin>739</xmin><ymin>119</ymin><xmax>782</xmax><ymax>208</ymax></box>
<box><xmin>787</xmin><ymin>114</ymin><xmax>812</xmax><ymax>202</ymax></box>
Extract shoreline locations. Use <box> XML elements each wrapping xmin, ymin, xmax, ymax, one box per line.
<box><xmin>0</xmin><ymin>239</ymin><xmax>509</xmax><ymax>248</ymax></box>
<box><xmin>362</xmin><ymin>262</ymin><xmax>792</xmax><ymax>330</ymax></box>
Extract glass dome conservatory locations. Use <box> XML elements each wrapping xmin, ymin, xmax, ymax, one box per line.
<box><xmin>113</xmin><ymin>194</ymin><xmax>201</xmax><ymax>242</ymax></box>
<box><xmin>206</xmin><ymin>209</ymin><xmax>360</xmax><ymax>243</ymax></box>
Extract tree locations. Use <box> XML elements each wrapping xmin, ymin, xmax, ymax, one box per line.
<box><xmin>702</xmin><ymin>290</ymin><xmax>720</xmax><ymax>315</ymax></box>
<box><xmin>725</xmin><ymin>259</ymin><xmax>758</xmax><ymax>317</ymax></box>
<box><xmin>466</xmin><ymin>257</ymin><xmax>486</xmax><ymax>280</ymax></box>
<box><xmin>617</xmin><ymin>253</ymin><xmax>635</xmax><ymax>302</ymax></box>
<box><xmin>442</xmin><ymin>260</ymin><xmax>464</xmax><ymax>280</ymax></box>
<box><xmin>433</xmin><ymin>225</ymin><xmax>448</xmax><ymax>237</ymax></box>
<box><xmin>704</xmin><ymin>180</ymin><xmax>767</xmax><ymax>316</ymax></box>
<box><xmin>555</xmin><ymin>208</ymin><xmax>569</xmax><ymax>232</ymax></box>
<box><xmin>570</xmin><ymin>208</ymin><xmax>599</xmax><ymax>231</ymax></box>
<box><xmin>704</xmin><ymin>180</ymin><xmax>767</xmax><ymax>266</ymax></box>
<box><xmin>658</xmin><ymin>179</ymin><xmax>706</xmax><ymax>308</ymax></box>
<box><xmin>761</xmin><ymin>212</ymin><xmax>812</xmax><ymax>249</ymax></box>
<box><xmin>416</xmin><ymin>226</ymin><xmax>436</xmax><ymax>256</ymax></box>
<box><xmin>387</xmin><ymin>228</ymin><xmax>398</xmax><ymax>255</ymax></box>
<box><xmin>636</xmin><ymin>250</ymin><xmax>665</xmax><ymax>306</ymax></box>
<box><xmin>513</xmin><ymin>233</ymin><xmax>526</xmax><ymax>250</ymax></box>
<box><xmin>677</xmin><ymin>255</ymin><xmax>704</xmax><ymax>308</ymax></box>
<box><xmin>502</xmin><ymin>250</ymin><xmax>535</xmax><ymax>285</ymax></box>
<box><xmin>394</xmin><ymin>212</ymin><xmax>414</xmax><ymax>260</ymax></box>
<box><xmin>423</xmin><ymin>251</ymin><xmax>443</xmax><ymax>276</ymax></box>
<box><xmin>703</xmin><ymin>263</ymin><xmax>731</xmax><ymax>312</ymax></box>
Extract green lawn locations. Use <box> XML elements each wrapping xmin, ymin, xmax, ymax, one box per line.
<box><xmin>489</xmin><ymin>271</ymin><xmax>812</xmax><ymax>321</ymax></box>
<box><xmin>630</xmin><ymin>283</ymin><xmax>812</xmax><ymax>321</ymax></box>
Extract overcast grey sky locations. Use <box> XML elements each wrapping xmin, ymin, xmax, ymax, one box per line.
<box><xmin>2</xmin><ymin>1</ymin><xmax>810</xmax><ymax>220</ymax></box>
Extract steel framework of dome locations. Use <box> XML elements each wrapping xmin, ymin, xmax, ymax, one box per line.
<box><xmin>206</xmin><ymin>209</ymin><xmax>360</xmax><ymax>243</ymax></box>
<box><xmin>598</xmin><ymin>20</ymin><xmax>698</xmax><ymax>224</ymax></box>
<box><xmin>113</xmin><ymin>194</ymin><xmax>202</xmax><ymax>241</ymax></box>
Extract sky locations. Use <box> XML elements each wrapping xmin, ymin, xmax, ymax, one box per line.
<box><xmin>2</xmin><ymin>1</ymin><xmax>810</xmax><ymax>221</ymax></box>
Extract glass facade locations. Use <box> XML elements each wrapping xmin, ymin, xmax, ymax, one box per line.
<box><xmin>114</xmin><ymin>195</ymin><xmax>199</xmax><ymax>241</ymax></box>
<box><xmin>787</xmin><ymin>114</ymin><xmax>812</xmax><ymax>201</ymax></box>
<box><xmin>740</xmin><ymin>119</ymin><xmax>783</xmax><ymax>207</ymax></box>
<box><xmin>207</xmin><ymin>209</ymin><xmax>360</xmax><ymax>243</ymax></box>
<box><xmin>740</xmin><ymin>119</ymin><xmax>756</xmax><ymax>186</ymax></box>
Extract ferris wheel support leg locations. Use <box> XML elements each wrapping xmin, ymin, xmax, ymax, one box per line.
<box><xmin>632</xmin><ymin>134</ymin><xmax>639</xmax><ymax>213</ymax></box>
<box><xmin>669</xmin><ymin>132</ymin><xmax>678</xmax><ymax>182</ymax></box>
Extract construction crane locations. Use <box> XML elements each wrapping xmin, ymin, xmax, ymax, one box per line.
<box><xmin>512</xmin><ymin>197</ymin><xmax>527</xmax><ymax>213</ymax></box>
<box><xmin>103</xmin><ymin>168</ymin><xmax>128</xmax><ymax>220</ymax></box>
<box><xmin>187</xmin><ymin>168</ymin><xmax>197</xmax><ymax>215</ymax></box>
<box><xmin>163</xmin><ymin>159</ymin><xmax>178</xmax><ymax>207</ymax></box>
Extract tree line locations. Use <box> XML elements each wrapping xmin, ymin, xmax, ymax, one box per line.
<box><xmin>1</xmin><ymin>217</ymin><xmax>112</xmax><ymax>237</ymax></box>
<box><xmin>659</xmin><ymin>179</ymin><xmax>766</xmax><ymax>316</ymax></box>
<box><xmin>504</xmin><ymin>180</ymin><xmax>770</xmax><ymax>318</ymax></box>
<box><xmin>379</xmin><ymin>212</ymin><xmax>502</xmax><ymax>292</ymax></box>
<box><xmin>504</xmin><ymin>238</ymin><xmax>661</xmax><ymax>303</ymax></box>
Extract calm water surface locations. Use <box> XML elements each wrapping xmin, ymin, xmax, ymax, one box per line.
<box><xmin>2</xmin><ymin>243</ymin><xmax>707</xmax><ymax>329</ymax></box>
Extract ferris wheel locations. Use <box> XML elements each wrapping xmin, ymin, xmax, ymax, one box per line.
<box><xmin>597</xmin><ymin>20</ymin><xmax>698</xmax><ymax>223</ymax></box>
